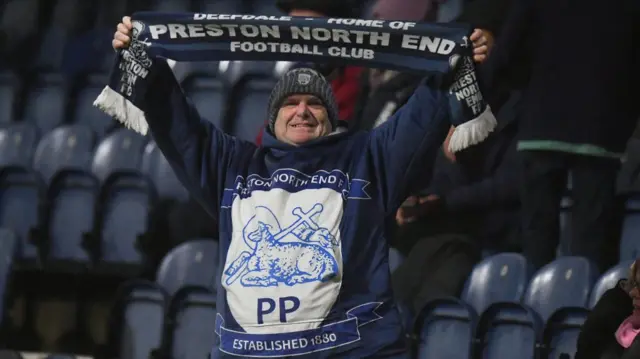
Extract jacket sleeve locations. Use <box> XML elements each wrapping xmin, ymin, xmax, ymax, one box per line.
<box><xmin>367</xmin><ymin>77</ymin><xmax>451</xmax><ymax>216</ymax></box>
<box><xmin>575</xmin><ymin>284</ymin><xmax>634</xmax><ymax>359</ymax></box>
<box><xmin>443</xmin><ymin>137</ymin><xmax>520</xmax><ymax>211</ymax></box>
<box><xmin>141</xmin><ymin>61</ymin><xmax>256</xmax><ymax>217</ymax></box>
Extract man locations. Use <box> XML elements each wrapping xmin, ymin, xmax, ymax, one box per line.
<box><xmin>113</xmin><ymin>15</ymin><xmax>488</xmax><ymax>358</ymax></box>
<box><xmin>254</xmin><ymin>0</ymin><xmax>363</xmax><ymax>145</ymax></box>
<box><xmin>485</xmin><ymin>0</ymin><xmax>640</xmax><ymax>271</ymax></box>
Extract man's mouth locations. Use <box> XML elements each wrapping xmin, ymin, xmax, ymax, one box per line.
<box><xmin>290</xmin><ymin>123</ymin><xmax>316</xmax><ymax>128</ymax></box>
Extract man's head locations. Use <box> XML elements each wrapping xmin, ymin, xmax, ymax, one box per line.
<box><xmin>268</xmin><ymin>68</ymin><xmax>338</xmax><ymax>145</ymax></box>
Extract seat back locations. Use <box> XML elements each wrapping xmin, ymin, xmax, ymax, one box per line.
<box><xmin>91</xmin><ymin>128</ymin><xmax>147</xmax><ymax>182</ymax></box>
<box><xmin>0</xmin><ymin>123</ymin><xmax>39</xmax><ymax>167</ymax></box>
<box><xmin>0</xmin><ymin>167</ymin><xmax>44</xmax><ymax>260</ymax></box>
<box><xmin>0</xmin><ymin>72</ymin><xmax>20</xmax><ymax>123</ymax></box>
<box><xmin>476</xmin><ymin>303</ymin><xmax>543</xmax><ymax>359</ymax></box>
<box><xmin>73</xmin><ymin>75</ymin><xmax>116</xmax><ymax>137</ymax></box>
<box><xmin>0</xmin><ymin>229</ymin><xmax>18</xmax><ymax>323</ymax></box>
<box><xmin>22</xmin><ymin>73</ymin><xmax>67</xmax><ymax>132</ymax></box>
<box><xmin>156</xmin><ymin>239</ymin><xmax>219</xmax><ymax>296</ymax></box>
<box><xmin>141</xmin><ymin>141</ymin><xmax>188</xmax><ymax>201</ymax></box>
<box><xmin>220</xmin><ymin>61</ymin><xmax>277</xmax><ymax>83</ymax></box>
<box><xmin>415</xmin><ymin>298</ymin><xmax>476</xmax><ymax>359</ymax></box>
<box><xmin>0</xmin><ymin>350</ymin><xmax>23</xmax><ymax>359</ymax></box>
<box><xmin>620</xmin><ymin>196</ymin><xmax>640</xmax><ymax>261</ymax></box>
<box><xmin>33</xmin><ymin>125</ymin><xmax>94</xmax><ymax>183</ymax></box>
<box><xmin>589</xmin><ymin>260</ymin><xmax>634</xmax><ymax>308</ymax></box>
<box><xmin>167</xmin><ymin>287</ymin><xmax>217</xmax><ymax>359</ymax></box>
<box><xmin>183</xmin><ymin>75</ymin><xmax>227</xmax><ymax>130</ymax></box>
<box><xmin>543</xmin><ymin>309</ymin><xmax>589</xmax><ymax>359</ymax></box>
<box><xmin>462</xmin><ymin>253</ymin><xmax>531</xmax><ymax>315</ymax></box>
<box><xmin>228</xmin><ymin>75</ymin><xmax>276</xmax><ymax>142</ymax></box>
<box><xmin>109</xmin><ymin>281</ymin><xmax>167</xmax><ymax>359</ymax></box>
<box><xmin>99</xmin><ymin>173</ymin><xmax>155</xmax><ymax>265</ymax></box>
<box><xmin>46</xmin><ymin>170</ymin><xmax>99</xmax><ymax>262</ymax></box>
<box><xmin>523</xmin><ymin>257</ymin><xmax>599</xmax><ymax>322</ymax></box>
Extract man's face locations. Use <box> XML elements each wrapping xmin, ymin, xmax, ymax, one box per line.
<box><xmin>274</xmin><ymin>94</ymin><xmax>331</xmax><ymax>145</ymax></box>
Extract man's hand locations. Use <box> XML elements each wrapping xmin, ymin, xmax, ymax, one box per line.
<box><xmin>470</xmin><ymin>28</ymin><xmax>494</xmax><ymax>63</ymax></box>
<box><xmin>395</xmin><ymin>194</ymin><xmax>443</xmax><ymax>226</ymax></box>
<box><xmin>113</xmin><ymin>16</ymin><xmax>133</xmax><ymax>50</ymax></box>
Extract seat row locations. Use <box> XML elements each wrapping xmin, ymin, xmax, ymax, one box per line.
<box><xmin>411</xmin><ymin>254</ymin><xmax>633</xmax><ymax>359</ymax></box>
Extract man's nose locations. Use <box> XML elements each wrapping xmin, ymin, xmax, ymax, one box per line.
<box><xmin>295</xmin><ymin>102</ymin><xmax>309</xmax><ymax>116</ymax></box>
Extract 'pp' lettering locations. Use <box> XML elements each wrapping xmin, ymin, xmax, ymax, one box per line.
<box><xmin>257</xmin><ymin>297</ymin><xmax>301</xmax><ymax>324</ymax></box>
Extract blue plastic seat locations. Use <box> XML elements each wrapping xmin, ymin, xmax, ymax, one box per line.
<box><xmin>33</xmin><ymin>125</ymin><xmax>94</xmax><ymax>184</ymax></box>
<box><xmin>171</xmin><ymin>61</ymin><xmax>219</xmax><ymax>83</ymax></box>
<box><xmin>156</xmin><ymin>239</ymin><xmax>219</xmax><ymax>296</ymax></box>
<box><xmin>141</xmin><ymin>141</ymin><xmax>188</xmax><ymax>201</ymax></box>
<box><xmin>108</xmin><ymin>281</ymin><xmax>167</xmax><ymax>359</ymax></box>
<box><xmin>22</xmin><ymin>73</ymin><xmax>68</xmax><ymax>132</ymax></box>
<box><xmin>463</xmin><ymin>253</ymin><xmax>531</xmax><ymax>316</ymax></box>
<box><xmin>416</xmin><ymin>298</ymin><xmax>476</xmax><ymax>359</ymax></box>
<box><xmin>0</xmin><ymin>123</ymin><xmax>39</xmax><ymax>167</ymax></box>
<box><xmin>98</xmin><ymin>173</ymin><xmax>155</xmax><ymax>266</ymax></box>
<box><xmin>219</xmin><ymin>61</ymin><xmax>277</xmax><ymax>84</ymax></box>
<box><xmin>0</xmin><ymin>167</ymin><xmax>44</xmax><ymax>260</ymax></box>
<box><xmin>45</xmin><ymin>170</ymin><xmax>99</xmax><ymax>263</ymax></box>
<box><xmin>91</xmin><ymin>128</ymin><xmax>147</xmax><ymax>182</ymax></box>
<box><xmin>166</xmin><ymin>287</ymin><xmax>217</xmax><ymax>359</ymax></box>
<box><xmin>228</xmin><ymin>75</ymin><xmax>276</xmax><ymax>142</ymax></box>
<box><xmin>74</xmin><ymin>75</ymin><xmax>116</xmax><ymax>137</ymax></box>
<box><xmin>589</xmin><ymin>260</ymin><xmax>634</xmax><ymax>308</ymax></box>
<box><xmin>183</xmin><ymin>75</ymin><xmax>227</xmax><ymax>130</ymax></box>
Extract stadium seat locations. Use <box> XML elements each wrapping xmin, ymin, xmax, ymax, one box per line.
<box><xmin>589</xmin><ymin>260</ymin><xmax>634</xmax><ymax>308</ymax></box>
<box><xmin>462</xmin><ymin>253</ymin><xmax>531</xmax><ymax>316</ymax></box>
<box><xmin>183</xmin><ymin>75</ymin><xmax>227</xmax><ymax>130</ymax></box>
<box><xmin>415</xmin><ymin>298</ymin><xmax>476</xmax><ymax>359</ymax></box>
<box><xmin>0</xmin><ymin>123</ymin><xmax>39</xmax><ymax>167</ymax></box>
<box><xmin>22</xmin><ymin>73</ymin><xmax>68</xmax><ymax>132</ymax></box>
<box><xmin>73</xmin><ymin>75</ymin><xmax>117</xmax><ymax>137</ymax></box>
<box><xmin>156</xmin><ymin>239</ymin><xmax>219</xmax><ymax>296</ymax></box>
<box><xmin>170</xmin><ymin>61</ymin><xmax>220</xmax><ymax>84</ymax></box>
<box><xmin>141</xmin><ymin>141</ymin><xmax>189</xmax><ymax>201</ymax></box>
<box><xmin>107</xmin><ymin>281</ymin><xmax>167</xmax><ymax>359</ymax></box>
<box><xmin>558</xmin><ymin>195</ymin><xmax>572</xmax><ymax>255</ymax></box>
<box><xmin>524</xmin><ymin>256</ymin><xmax>598</xmax><ymax>322</ymax></box>
<box><xmin>388</xmin><ymin>247</ymin><xmax>404</xmax><ymax>274</ymax></box>
<box><xmin>45</xmin><ymin>355</ymin><xmax>76</xmax><ymax>359</ymax></box>
<box><xmin>0</xmin><ymin>72</ymin><xmax>20</xmax><ymax>124</ymax></box>
<box><xmin>33</xmin><ymin>25</ymin><xmax>69</xmax><ymax>71</ymax></box>
<box><xmin>620</xmin><ymin>196</ymin><xmax>640</xmax><ymax>261</ymax></box>
<box><xmin>33</xmin><ymin>125</ymin><xmax>95</xmax><ymax>183</ymax></box>
<box><xmin>219</xmin><ymin>61</ymin><xmax>277</xmax><ymax>83</ymax></box>
<box><xmin>45</xmin><ymin>170</ymin><xmax>99</xmax><ymax>264</ymax></box>
<box><xmin>0</xmin><ymin>229</ymin><xmax>18</xmax><ymax>326</ymax></box>
<box><xmin>474</xmin><ymin>303</ymin><xmax>542</xmax><ymax>359</ymax></box>
<box><xmin>91</xmin><ymin>128</ymin><xmax>147</xmax><ymax>182</ymax></box>
<box><xmin>0</xmin><ymin>167</ymin><xmax>45</xmax><ymax>260</ymax></box>
<box><xmin>227</xmin><ymin>75</ymin><xmax>277</xmax><ymax>142</ymax></box>
<box><xmin>165</xmin><ymin>287</ymin><xmax>217</xmax><ymax>359</ymax></box>
<box><xmin>97</xmin><ymin>173</ymin><xmax>155</xmax><ymax>267</ymax></box>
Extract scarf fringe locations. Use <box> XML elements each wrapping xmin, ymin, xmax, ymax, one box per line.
<box><xmin>93</xmin><ymin>86</ymin><xmax>149</xmax><ymax>136</ymax></box>
<box><xmin>447</xmin><ymin>105</ymin><xmax>497</xmax><ymax>153</ymax></box>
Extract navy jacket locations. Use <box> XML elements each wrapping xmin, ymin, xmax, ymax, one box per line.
<box><xmin>141</xmin><ymin>62</ymin><xmax>451</xmax><ymax>358</ymax></box>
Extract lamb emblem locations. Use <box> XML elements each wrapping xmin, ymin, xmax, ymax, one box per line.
<box><xmin>224</xmin><ymin>203</ymin><xmax>340</xmax><ymax>288</ymax></box>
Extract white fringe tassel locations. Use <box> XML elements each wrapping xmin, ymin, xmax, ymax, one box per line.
<box><xmin>93</xmin><ymin>86</ymin><xmax>149</xmax><ymax>136</ymax></box>
<box><xmin>447</xmin><ymin>105</ymin><xmax>497</xmax><ymax>153</ymax></box>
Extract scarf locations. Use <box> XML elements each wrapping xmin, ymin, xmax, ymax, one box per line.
<box><xmin>93</xmin><ymin>12</ymin><xmax>496</xmax><ymax>152</ymax></box>
<box><xmin>616</xmin><ymin>314</ymin><xmax>640</xmax><ymax>348</ymax></box>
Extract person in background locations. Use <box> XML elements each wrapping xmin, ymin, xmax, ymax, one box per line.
<box><xmin>576</xmin><ymin>259</ymin><xmax>640</xmax><ymax>359</ymax></box>
<box><xmin>485</xmin><ymin>0</ymin><xmax>640</xmax><ymax>272</ymax></box>
<box><xmin>254</xmin><ymin>0</ymin><xmax>363</xmax><ymax>145</ymax></box>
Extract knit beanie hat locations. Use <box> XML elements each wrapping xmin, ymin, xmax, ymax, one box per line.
<box><xmin>267</xmin><ymin>68</ymin><xmax>339</xmax><ymax>134</ymax></box>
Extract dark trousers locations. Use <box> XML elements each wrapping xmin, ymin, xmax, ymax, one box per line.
<box><xmin>519</xmin><ymin>150</ymin><xmax>621</xmax><ymax>271</ymax></box>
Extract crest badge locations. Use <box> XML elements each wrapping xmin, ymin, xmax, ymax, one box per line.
<box><xmin>297</xmin><ymin>73</ymin><xmax>311</xmax><ymax>85</ymax></box>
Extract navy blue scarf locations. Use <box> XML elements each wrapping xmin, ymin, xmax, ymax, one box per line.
<box><xmin>94</xmin><ymin>12</ymin><xmax>496</xmax><ymax>151</ymax></box>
